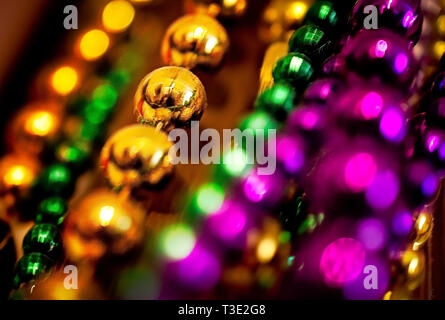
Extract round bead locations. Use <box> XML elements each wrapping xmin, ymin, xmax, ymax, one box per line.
<box><xmin>288</xmin><ymin>25</ymin><xmax>331</xmax><ymax>63</ymax></box>
<box><xmin>161</xmin><ymin>14</ymin><xmax>229</xmax><ymax>69</ymax></box>
<box><xmin>273</xmin><ymin>52</ymin><xmax>315</xmax><ymax>90</ymax></box>
<box><xmin>55</xmin><ymin>140</ymin><xmax>91</xmax><ymax>171</ymax></box>
<box><xmin>35</xmin><ymin>164</ymin><xmax>74</xmax><ymax>198</ymax></box>
<box><xmin>134</xmin><ymin>66</ymin><xmax>207</xmax><ymax>132</ymax></box>
<box><xmin>36</xmin><ymin>197</ymin><xmax>67</xmax><ymax>226</ymax></box>
<box><xmin>13</xmin><ymin>253</ymin><xmax>52</xmax><ymax>288</ymax></box>
<box><xmin>100</xmin><ymin>125</ymin><xmax>174</xmax><ymax>190</ymax></box>
<box><xmin>23</xmin><ymin>224</ymin><xmax>62</xmax><ymax>260</ymax></box>
<box><xmin>239</xmin><ymin>111</ymin><xmax>279</xmax><ymax>137</ymax></box>
<box><xmin>63</xmin><ymin>189</ymin><xmax>145</xmax><ymax>262</ymax></box>
<box><xmin>343</xmin><ymin>29</ymin><xmax>418</xmax><ymax>88</ymax></box>
<box><xmin>321</xmin><ymin>54</ymin><xmax>347</xmax><ymax>78</ymax></box>
<box><xmin>0</xmin><ymin>154</ymin><xmax>40</xmax><ymax>197</ymax></box>
<box><xmin>184</xmin><ymin>0</ymin><xmax>248</xmax><ymax>17</ymax></box>
<box><xmin>351</xmin><ymin>0</ymin><xmax>423</xmax><ymax>46</ymax></box>
<box><xmin>304</xmin><ymin>1</ymin><xmax>339</xmax><ymax>32</ymax></box>
<box><xmin>255</xmin><ymin>83</ymin><xmax>296</xmax><ymax>121</ymax></box>
<box><xmin>7</xmin><ymin>102</ymin><xmax>62</xmax><ymax>156</ymax></box>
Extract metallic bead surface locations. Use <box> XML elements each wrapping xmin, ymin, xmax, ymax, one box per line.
<box><xmin>184</xmin><ymin>0</ymin><xmax>248</xmax><ymax>17</ymax></box>
<box><xmin>100</xmin><ymin>124</ymin><xmax>174</xmax><ymax>190</ymax></box>
<box><xmin>135</xmin><ymin>66</ymin><xmax>207</xmax><ymax>132</ymax></box>
<box><xmin>161</xmin><ymin>14</ymin><xmax>229</xmax><ymax>69</ymax></box>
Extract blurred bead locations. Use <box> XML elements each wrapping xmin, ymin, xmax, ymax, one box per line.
<box><xmin>431</xmin><ymin>71</ymin><xmax>445</xmax><ymax>99</ymax></box>
<box><xmin>0</xmin><ymin>220</ymin><xmax>16</xmax><ymax>299</ymax></box>
<box><xmin>255</xmin><ymin>83</ymin><xmax>296</xmax><ymax>121</ymax></box>
<box><xmin>273</xmin><ymin>52</ymin><xmax>314</xmax><ymax>90</ymax></box>
<box><xmin>13</xmin><ymin>253</ymin><xmax>53</xmax><ymax>288</ymax></box>
<box><xmin>63</xmin><ymin>189</ymin><xmax>145</xmax><ymax>262</ymax></box>
<box><xmin>23</xmin><ymin>224</ymin><xmax>62</xmax><ymax>260</ymax></box>
<box><xmin>321</xmin><ymin>54</ymin><xmax>347</xmax><ymax>78</ymax></box>
<box><xmin>412</xmin><ymin>207</ymin><xmax>433</xmax><ymax>250</ymax></box>
<box><xmin>184</xmin><ymin>0</ymin><xmax>248</xmax><ymax>17</ymax></box>
<box><xmin>134</xmin><ymin>66</ymin><xmax>207</xmax><ymax>132</ymax></box>
<box><xmin>34</xmin><ymin>164</ymin><xmax>74</xmax><ymax>198</ymax></box>
<box><xmin>8</xmin><ymin>102</ymin><xmax>62</xmax><ymax>156</ymax></box>
<box><xmin>343</xmin><ymin>29</ymin><xmax>418</xmax><ymax>88</ymax></box>
<box><xmin>403</xmin><ymin>160</ymin><xmax>438</xmax><ymax>209</ymax></box>
<box><xmin>259</xmin><ymin>41</ymin><xmax>288</xmax><ymax>94</ymax></box>
<box><xmin>304</xmin><ymin>1</ymin><xmax>339</xmax><ymax>33</ymax></box>
<box><xmin>351</xmin><ymin>0</ymin><xmax>423</xmax><ymax>46</ymax></box>
<box><xmin>0</xmin><ymin>154</ymin><xmax>40</xmax><ymax>197</ymax></box>
<box><xmin>55</xmin><ymin>140</ymin><xmax>91</xmax><ymax>172</ymax></box>
<box><xmin>288</xmin><ymin>25</ymin><xmax>331</xmax><ymax>63</ymax></box>
<box><xmin>400</xmin><ymin>249</ymin><xmax>425</xmax><ymax>291</ymax></box>
<box><xmin>36</xmin><ymin>197</ymin><xmax>67</xmax><ymax>226</ymax></box>
<box><xmin>239</xmin><ymin>111</ymin><xmax>279</xmax><ymax>138</ymax></box>
<box><xmin>100</xmin><ymin>125</ymin><xmax>174</xmax><ymax>190</ymax></box>
<box><xmin>259</xmin><ymin>0</ymin><xmax>314</xmax><ymax>43</ymax></box>
<box><xmin>161</xmin><ymin>14</ymin><xmax>229</xmax><ymax>69</ymax></box>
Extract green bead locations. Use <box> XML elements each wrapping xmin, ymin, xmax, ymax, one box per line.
<box><xmin>304</xmin><ymin>1</ymin><xmax>339</xmax><ymax>32</ymax></box>
<box><xmin>38</xmin><ymin>164</ymin><xmax>73</xmax><ymax>198</ymax></box>
<box><xmin>272</xmin><ymin>53</ymin><xmax>314</xmax><ymax>90</ymax></box>
<box><xmin>13</xmin><ymin>253</ymin><xmax>52</xmax><ymax>288</ymax></box>
<box><xmin>289</xmin><ymin>25</ymin><xmax>331</xmax><ymax>63</ymax></box>
<box><xmin>79</xmin><ymin>119</ymin><xmax>103</xmax><ymax>142</ymax></box>
<box><xmin>36</xmin><ymin>197</ymin><xmax>67</xmax><ymax>226</ymax></box>
<box><xmin>107</xmin><ymin>69</ymin><xmax>130</xmax><ymax>91</ymax></box>
<box><xmin>239</xmin><ymin>111</ymin><xmax>279</xmax><ymax>137</ymax></box>
<box><xmin>255</xmin><ymin>84</ymin><xmax>296</xmax><ymax>121</ymax></box>
<box><xmin>23</xmin><ymin>224</ymin><xmax>62</xmax><ymax>260</ymax></box>
<box><xmin>55</xmin><ymin>140</ymin><xmax>90</xmax><ymax>171</ymax></box>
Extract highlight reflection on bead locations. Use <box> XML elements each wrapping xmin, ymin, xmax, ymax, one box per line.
<box><xmin>134</xmin><ymin>66</ymin><xmax>207</xmax><ymax>132</ymax></box>
<box><xmin>161</xmin><ymin>14</ymin><xmax>229</xmax><ymax>69</ymax></box>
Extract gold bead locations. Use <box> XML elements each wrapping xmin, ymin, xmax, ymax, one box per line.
<box><xmin>161</xmin><ymin>14</ymin><xmax>229</xmax><ymax>69</ymax></box>
<box><xmin>184</xmin><ymin>0</ymin><xmax>248</xmax><ymax>17</ymax></box>
<box><xmin>412</xmin><ymin>207</ymin><xmax>433</xmax><ymax>251</ymax></box>
<box><xmin>401</xmin><ymin>249</ymin><xmax>425</xmax><ymax>291</ymax></box>
<box><xmin>0</xmin><ymin>153</ymin><xmax>40</xmax><ymax>197</ymax></box>
<box><xmin>134</xmin><ymin>66</ymin><xmax>207</xmax><ymax>132</ymax></box>
<box><xmin>259</xmin><ymin>0</ymin><xmax>313</xmax><ymax>43</ymax></box>
<box><xmin>63</xmin><ymin>189</ymin><xmax>145</xmax><ymax>262</ymax></box>
<box><xmin>8</xmin><ymin>102</ymin><xmax>62</xmax><ymax>156</ymax></box>
<box><xmin>100</xmin><ymin>125</ymin><xmax>174</xmax><ymax>190</ymax></box>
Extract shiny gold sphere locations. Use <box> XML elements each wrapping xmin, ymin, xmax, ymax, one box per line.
<box><xmin>100</xmin><ymin>125</ymin><xmax>174</xmax><ymax>190</ymax></box>
<box><xmin>259</xmin><ymin>0</ymin><xmax>313</xmax><ymax>43</ymax></box>
<box><xmin>401</xmin><ymin>249</ymin><xmax>425</xmax><ymax>291</ymax></box>
<box><xmin>134</xmin><ymin>66</ymin><xmax>207</xmax><ymax>132</ymax></box>
<box><xmin>161</xmin><ymin>14</ymin><xmax>229</xmax><ymax>69</ymax></box>
<box><xmin>63</xmin><ymin>189</ymin><xmax>145</xmax><ymax>262</ymax></box>
<box><xmin>184</xmin><ymin>0</ymin><xmax>248</xmax><ymax>17</ymax></box>
<box><xmin>8</xmin><ymin>102</ymin><xmax>62</xmax><ymax>155</ymax></box>
<box><xmin>412</xmin><ymin>207</ymin><xmax>433</xmax><ymax>251</ymax></box>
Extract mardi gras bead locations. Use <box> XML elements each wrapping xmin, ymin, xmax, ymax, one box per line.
<box><xmin>431</xmin><ymin>71</ymin><xmax>445</xmax><ymax>99</ymax></box>
<box><xmin>400</xmin><ymin>249</ymin><xmax>425</xmax><ymax>291</ymax></box>
<box><xmin>7</xmin><ymin>102</ymin><xmax>62</xmax><ymax>155</ymax></box>
<box><xmin>288</xmin><ymin>24</ymin><xmax>331</xmax><ymax>63</ymax></box>
<box><xmin>255</xmin><ymin>83</ymin><xmax>296</xmax><ymax>121</ymax></box>
<box><xmin>23</xmin><ymin>224</ymin><xmax>62</xmax><ymax>260</ymax></box>
<box><xmin>33</xmin><ymin>164</ymin><xmax>74</xmax><ymax>199</ymax></box>
<box><xmin>351</xmin><ymin>0</ymin><xmax>423</xmax><ymax>46</ymax></box>
<box><xmin>273</xmin><ymin>52</ymin><xmax>315</xmax><ymax>90</ymax></box>
<box><xmin>402</xmin><ymin>159</ymin><xmax>438</xmax><ymax>209</ymax></box>
<box><xmin>184</xmin><ymin>0</ymin><xmax>248</xmax><ymax>17</ymax></box>
<box><xmin>321</xmin><ymin>54</ymin><xmax>347</xmax><ymax>78</ymax></box>
<box><xmin>412</xmin><ymin>207</ymin><xmax>433</xmax><ymax>250</ymax></box>
<box><xmin>343</xmin><ymin>29</ymin><xmax>418</xmax><ymax>88</ymax></box>
<box><xmin>304</xmin><ymin>1</ymin><xmax>339</xmax><ymax>33</ymax></box>
<box><xmin>0</xmin><ymin>154</ymin><xmax>40</xmax><ymax>197</ymax></box>
<box><xmin>161</xmin><ymin>14</ymin><xmax>229</xmax><ymax>69</ymax></box>
<box><xmin>134</xmin><ymin>66</ymin><xmax>207</xmax><ymax>132</ymax></box>
<box><xmin>63</xmin><ymin>189</ymin><xmax>145</xmax><ymax>262</ymax></box>
<box><xmin>100</xmin><ymin>125</ymin><xmax>174</xmax><ymax>190</ymax></box>
<box><xmin>259</xmin><ymin>0</ymin><xmax>314</xmax><ymax>43</ymax></box>
<box><xmin>35</xmin><ymin>197</ymin><xmax>67</xmax><ymax>226</ymax></box>
<box><xmin>13</xmin><ymin>253</ymin><xmax>53</xmax><ymax>288</ymax></box>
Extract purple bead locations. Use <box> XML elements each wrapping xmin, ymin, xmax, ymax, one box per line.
<box><xmin>303</xmin><ymin>78</ymin><xmax>343</xmax><ymax>104</ymax></box>
<box><xmin>403</xmin><ymin>159</ymin><xmax>439</xmax><ymax>208</ymax></box>
<box><xmin>343</xmin><ymin>29</ymin><xmax>418</xmax><ymax>88</ymax></box>
<box><xmin>321</xmin><ymin>54</ymin><xmax>348</xmax><ymax>78</ymax></box>
<box><xmin>351</xmin><ymin>0</ymin><xmax>423</xmax><ymax>46</ymax></box>
<box><xmin>431</xmin><ymin>72</ymin><xmax>445</xmax><ymax>99</ymax></box>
